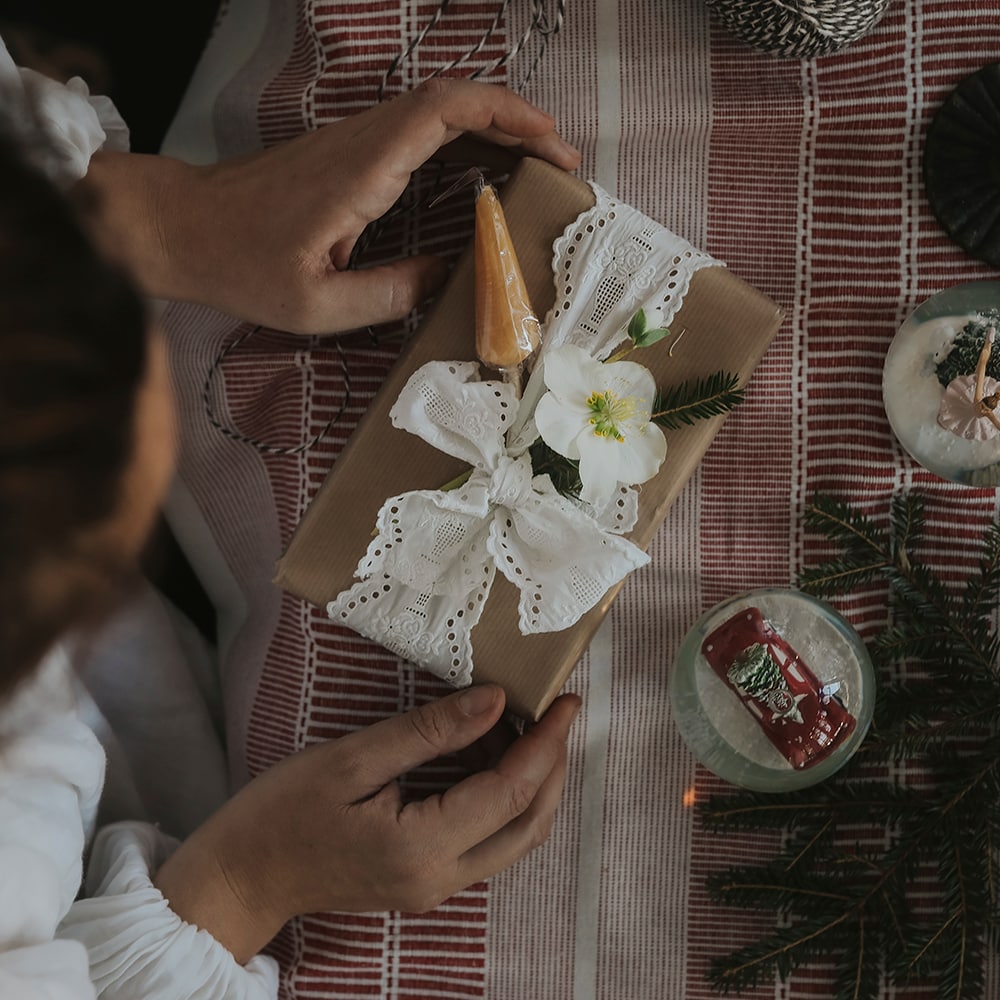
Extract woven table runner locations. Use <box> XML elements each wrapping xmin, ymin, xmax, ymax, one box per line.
<box><xmin>161</xmin><ymin>2</ymin><xmax>1000</xmax><ymax>997</ymax></box>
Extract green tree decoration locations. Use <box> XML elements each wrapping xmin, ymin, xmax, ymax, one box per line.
<box><xmin>699</xmin><ymin>493</ymin><xmax>1000</xmax><ymax>1000</ymax></box>
<box><xmin>935</xmin><ymin>317</ymin><xmax>1000</xmax><ymax>388</ymax></box>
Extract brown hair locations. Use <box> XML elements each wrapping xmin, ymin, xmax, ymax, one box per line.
<box><xmin>0</xmin><ymin>117</ymin><xmax>148</xmax><ymax>700</ymax></box>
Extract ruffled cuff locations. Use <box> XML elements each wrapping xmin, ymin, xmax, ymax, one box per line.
<box><xmin>16</xmin><ymin>68</ymin><xmax>129</xmax><ymax>184</ymax></box>
<box><xmin>58</xmin><ymin>822</ymin><xmax>278</xmax><ymax>1000</ymax></box>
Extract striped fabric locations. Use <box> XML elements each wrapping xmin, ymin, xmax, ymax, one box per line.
<box><xmin>161</xmin><ymin>2</ymin><xmax>1000</xmax><ymax>997</ymax></box>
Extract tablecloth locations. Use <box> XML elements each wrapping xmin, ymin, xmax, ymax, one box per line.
<box><xmin>159</xmin><ymin>2</ymin><xmax>1000</xmax><ymax>997</ymax></box>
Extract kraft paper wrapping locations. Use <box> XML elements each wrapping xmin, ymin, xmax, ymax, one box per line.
<box><xmin>275</xmin><ymin>157</ymin><xmax>784</xmax><ymax>720</ymax></box>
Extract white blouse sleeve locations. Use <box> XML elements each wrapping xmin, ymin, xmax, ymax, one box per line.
<box><xmin>0</xmin><ymin>940</ymin><xmax>95</xmax><ymax>1000</ymax></box>
<box><xmin>0</xmin><ymin>34</ymin><xmax>129</xmax><ymax>185</ymax></box>
<box><xmin>0</xmin><ymin>647</ymin><xmax>278</xmax><ymax>1000</ymax></box>
<box><xmin>59</xmin><ymin>823</ymin><xmax>279</xmax><ymax>1000</ymax></box>
<box><xmin>0</xmin><ymin>651</ymin><xmax>106</xmax><ymax>1000</ymax></box>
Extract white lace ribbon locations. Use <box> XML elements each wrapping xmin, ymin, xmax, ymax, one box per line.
<box><xmin>327</xmin><ymin>185</ymin><xmax>722</xmax><ymax>687</ymax></box>
<box><xmin>510</xmin><ymin>183</ymin><xmax>719</xmax><ymax>444</ymax></box>
<box><xmin>327</xmin><ymin>361</ymin><xmax>650</xmax><ymax>686</ymax></box>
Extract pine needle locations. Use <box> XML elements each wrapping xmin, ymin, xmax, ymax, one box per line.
<box><xmin>650</xmin><ymin>370</ymin><xmax>744</xmax><ymax>429</ymax></box>
<box><xmin>702</xmin><ymin>492</ymin><xmax>1000</xmax><ymax>999</ymax></box>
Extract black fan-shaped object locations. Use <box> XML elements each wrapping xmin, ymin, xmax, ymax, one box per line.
<box><xmin>924</xmin><ymin>62</ymin><xmax>1000</xmax><ymax>268</ymax></box>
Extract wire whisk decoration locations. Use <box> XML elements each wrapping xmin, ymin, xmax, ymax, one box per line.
<box><xmin>208</xmin><ymin>2</ymin><xmax>565</xmax><ymax>459</ymax></box>
<box><xmin>203</xmin><ymin>325</ymin><xmax>353</xmax><ymax>457</ymax></box>
<box><xmin>377</xmin><ymin>0</ymin><xmax>566</xmax><ymax>100</ymax></box>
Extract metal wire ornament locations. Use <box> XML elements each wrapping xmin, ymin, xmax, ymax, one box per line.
<box><xmin>346</xmin><ymin>158</ymin><xmax>450</xmax><ymax>274</ymax></box>
<box><xmin>361</xmin><ymin>0</ymin><xmax>569</xmax><ymax>333</ymax></box>
<box><xmin>207</xmin><ymin>1</ymin><xmax>564</xmax><ymax>457</ymax></box>
<box><xmin>505</xmin><ymin>0</ymin><xmax>565</xmax><ymax>91</ymax></box>
<box><xmin>377</xmin><ymin>0</ymin><xmax>454</xmax><ymax>101</ymax></box>
<box><xmin>202</xmin><ymin>325</ymin><xmax>352</xmax><ymax>457</ymax></box>
<box><xmin>377</xmin><ymin>0</ymin><xmax>566</xmax><ymax>100</ymax></box>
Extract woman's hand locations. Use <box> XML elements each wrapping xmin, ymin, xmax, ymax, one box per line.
<box><xmin>83</xmin><ymin>79</ymin><xmax>580</xmax><ymax>332</ymax></box>
<box><xmin>153</xmin><ymin>684</ymin><xmax>580</xmax><ymax>963</ymax></box>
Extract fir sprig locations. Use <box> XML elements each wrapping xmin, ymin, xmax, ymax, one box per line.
<box><xmin>701</xmin><ymin>493</ymin><xmax>1000</xmax><ymax>1000</ymax></box>
<box><xmin>528</xmin><ymin>438</ymin><xmax>582</xmax><ymax>498</ymax></box>
<box><xmin>651</xmin><ymin>371</ymin><xmax>745</xmax><ymax>430</ymax></box>
<box><xmin>614</xmin><ymin>308</ymin><xmax>745</xmax><ymax>430</ymax></box>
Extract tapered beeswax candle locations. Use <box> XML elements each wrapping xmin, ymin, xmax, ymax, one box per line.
<box><xmin>474</xmin><ymin>184</ymin><xmax>541</xmax><ymax>374</ymax></box>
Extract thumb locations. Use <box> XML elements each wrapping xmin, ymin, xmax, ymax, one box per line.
<box><xmin>338</xmin><ymin>685</ymin><xmax>507</xmax><ymax>796</ymax></box>
<box><xmin>306</xmin><ymin>255</ymin><xmax>449</xmax><ymax>333</ymax></box>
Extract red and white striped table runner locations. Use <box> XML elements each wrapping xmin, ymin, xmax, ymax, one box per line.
<box><xmin>162</xmin><ymin>3</ymin><xmax>1000</xmax><ymax>997</ymax></box>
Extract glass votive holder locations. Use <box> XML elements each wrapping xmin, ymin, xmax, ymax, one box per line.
<box><xmin>883</xmin><ymin>280</ymin><xmax>1000</xmax><ymax>486</ymax></box>
<box><xmin>670</xmin><ymin>588</ymin><xmax>874</xmax><ymax>792</ymax></box>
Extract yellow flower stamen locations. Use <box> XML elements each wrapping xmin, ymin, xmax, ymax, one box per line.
<box><xmin>586</xmin><ymin>389</ymin><xmax>641</xmax><ymax>442</ymax></box>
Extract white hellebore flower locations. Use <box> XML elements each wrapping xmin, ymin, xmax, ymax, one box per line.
<box><xmin>534</xmin><ymin>343</ymin><xmax>667</xmax><ymax>506</ymax></box>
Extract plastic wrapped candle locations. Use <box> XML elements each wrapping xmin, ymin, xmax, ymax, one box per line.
<box><xmin>474</xmin><ymin>183</ymin><xmax>541</xmax><ymax>382</ymax></box>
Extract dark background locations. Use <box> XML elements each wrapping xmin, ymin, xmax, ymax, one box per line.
<box><xmin>3</xmin><ymin>2</ymin><xmax>224</xmax><ymax>636</ymax></box>
<box><xmin>2</xmin><ymin>2</ymin><xmax>221</xmax><ymax>152</ymax></box>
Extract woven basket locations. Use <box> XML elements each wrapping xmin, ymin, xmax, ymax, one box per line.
<box><xmin>705</xmin><ymin>0</ymin><xmax>892</xmax><ymax>58</ymax></box>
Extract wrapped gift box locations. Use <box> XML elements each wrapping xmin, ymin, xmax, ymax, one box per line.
<box><xmin>274</xmin><ymin>157</ymin><xmax>784</xmax><ymax>721</ymax></box>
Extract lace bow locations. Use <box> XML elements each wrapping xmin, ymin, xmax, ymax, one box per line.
<box><xmin>326</xmin><ymin>361</ymin><xmax>651</xmax><ymax>686</ymax></box>
<box><xmin>327</xmin><ymin>183</ymin><xmax>720</xmax><ymax>687</ymax></box>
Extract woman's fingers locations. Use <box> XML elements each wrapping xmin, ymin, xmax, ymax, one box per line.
<box><xmin>330</xmin><ymin>684</ymin><xmax>508</xmax><ymax>798</ymax></box>
<box><xmin>455</xmin><ymin>717</ymin><xmax>571</xmax><ymax>884</ymax></box>
<box><xmin>403</xmin><ymin>694</ymin><xmax>581</xmax><ymax>861</ymax></box>
<box><xmin>293</xmin><ymin>255</ymin><xmax>449</xmax><ymax>332</ymax></box>
<box><xmin>465</xmin><ymin>124</ymin><xmax>581</xmax><ymax>171</ymax></box>
<box><xmin>142</xmin><ymin>77</ymin><xmax>577</xmax><ymax>332</ymax></box>
<box><xmin>358</xmin><ymin>78</ymin><xmax>579</xmax><ymax>184</ymax></box>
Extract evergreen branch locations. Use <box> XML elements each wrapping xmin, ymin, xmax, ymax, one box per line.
<box><xmin>650</xmin><ymin>371</ymin><xmax>744</xmax><ymax>429</ymax></box>
<box><xmin>939</xmin><ymin>753</ymin><xmax>1000</xmax><ymax>817</ymax></box>
<box><xmin>964</xmin><ymin>522</ymin><xmax>1000</xmax><ymax>629</ymax></box>
<box><xmin>871</xmin><ymin>625</ymin><xmax>961</xmax><ymax>665</ymax></box>
<box><xmin>839</xmin><ymin>912</ymin><xmax>874</xmax><ymax>1000</ymax></box>
<box><xmin>711</xmin><ymin>880</ymin><xmax>854</xmax><ymax>908</ymax></box>
<box><xmin>861</xmin><ymin>708</ymin><xmax>1000</xmax><ymax>760</ymax></box>
<box><xmin>989</xmin><ymin>826</ymin><xmax>997</xmax><ymax>913</ymax></box>
<box><xmin>905</xmin><ymin>909</ymin><xmax>962</xmax><ymax>976</ymax></box>
<box><xmin>704</xmin><ymin>492</ymin><xmax>1000</xmax><ymax>999</ymax></box>
<box><xmin>878</xmin><ymin>887</ymin><xmax>909</xmax><ymax>957</ymax></box>
<box><xmin>798</xmin><ymin>559</ymin><xmax>888</xmax><ymax>597</ymax></box>
<box><xmin>883</xmin><ymin>564</ymin><xmax>995</xmax><ymax>678</ymax></box>
<box><xmin>887</xmin><ymin>564</ymin><xmax>959</xmax><ymax>624</ymax></box>
<box><xmin>872</xmin><ymin>677</ymin><xmax>1000</xmax><ymax>721</ymax></box>
<box><xmin>889</xmin><ymin>491</ymin><xmax>926</xmax><ymax>571</ymax></box>
<box><xmin>527</xmin><ymin>438</ymin><xmax>582</xmax><ymax>498</ymax></box>
<box><xmin>784</xmin><ymin>818</ymin><xmax>835</xmax><ymax>871</ymax></box>
<box><xmin>947</xmin><ymin>832</ymin><xmax>971</xmax><ymax>1000</ymax></box>
<box><xmin>701</xmin><ymin>784</ymin><xmax>923</xmax><ymax>831</ymax></box>
<box><xmin>803</xmin><ymin>495</ymin><xmax>887</xmax><ymax>562</ymax></box>
<box><xmin>709</xmin><ymin>911</ymin><xmax>855</xmax><ymax>994</ymax></box>
<box><xmin>710</xmin><ymin>810</ymin><xmax>969</xmax><ymax>995</ymax></box>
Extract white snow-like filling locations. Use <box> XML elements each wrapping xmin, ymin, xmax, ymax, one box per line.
<box><xmin>883</xmin><ymin>314</ymin><xmax>1000</xmax><ymax>481</ymax></box>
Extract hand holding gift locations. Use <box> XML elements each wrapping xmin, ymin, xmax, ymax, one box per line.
<box><xmin>154</xmin><ymin>685</ymin><xmax>581</xmax><ymax>962</ymax></box>
<box><xmin>80</xmin><ymin>79</ymin><xmax>580</xmax><ymax>333</ymax></box>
